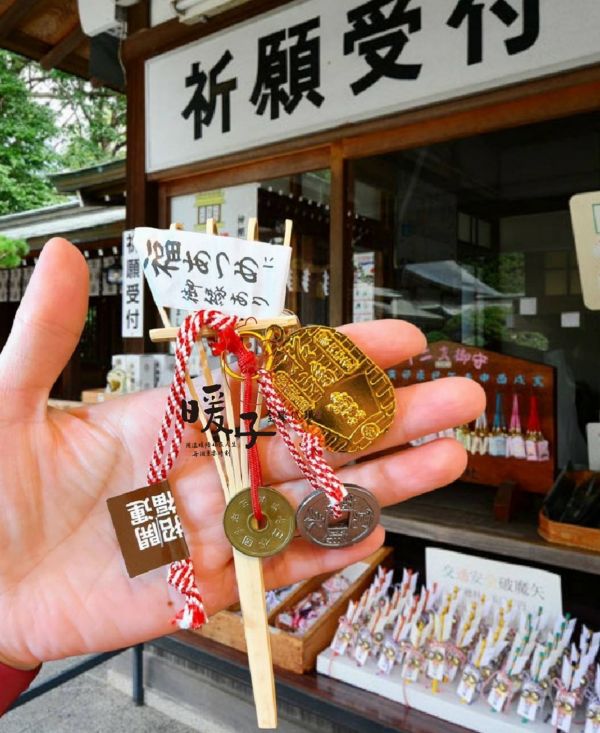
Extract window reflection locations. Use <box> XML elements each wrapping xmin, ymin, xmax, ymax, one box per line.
<box><xmin>350</xmin><ymin>113</ymin><xmax>600</xmax><ymax>466</ymax></box>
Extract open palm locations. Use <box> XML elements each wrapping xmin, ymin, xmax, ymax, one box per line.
<box><xmin>0</xmin><ymin>238</ymin><xmax>485</xmax><ymax>670</ymax></box>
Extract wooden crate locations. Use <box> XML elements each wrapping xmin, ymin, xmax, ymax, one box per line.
<box><xmin>538</xmin><ymin>470</ymin><xmax>600</xmax><ymax>552</ymax></box>
<box><xmin>194</xmin><ymin>546</ymin><xmax>392</xmax><ymax>673</ymax></box>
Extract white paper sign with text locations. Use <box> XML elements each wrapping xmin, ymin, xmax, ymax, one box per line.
<box><xmin>146</xmin><ymin>0</ymin><xmax>600</xmax><ymax>173</ymax></box>
<box><xmin>122</xmin><ymin>230</ymin><xmax>144</xmax><ymax>338</ymax></box>
<box><xmin>426</xmin><ymin>548</ymin><xmax>562</xmax><ymax>616</ymax></box>
<box><xmin>134</xmin><ymin>227</ymin><xmax>291</xmax><ymax>318</ymax></box>
<box><xmin>570</xmin><ymin>191</ymin><xmax>600</xmax><ymax>310</ymax></box>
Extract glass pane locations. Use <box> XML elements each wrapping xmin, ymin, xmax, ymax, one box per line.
<box><xmin>545</xmin><ymin>251</ymin><xmax>568</xmax><ymax>268</ymax></box>
<box><xmin>348</xmin><ymin>111</ymin><xmax>600</xmax><ymax>468</ymax></box>
<box><xmin>258</xmin><ymin>170</ymin><xmax>330</xmax><ymax>325</ymax></box>
<box><xmin>570</xmin><ymin>270</ymin><xmax>582</xmax><ymax>295</ymax></box>
<box><xmin>169</xmin><ymin>169</ymin><xmax>331</xmax><ymax>325</ymax></box>
<box><xmin>545</xmin><ymin>270</ymin><xmax>567</xmax><ymax>296</ymax></box>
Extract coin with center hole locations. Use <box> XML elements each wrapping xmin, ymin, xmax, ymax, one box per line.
<box><xmin>223</xmin><ymin>486</ymin><xmax>296</xmax><ymax>557</ymax></box>
<box><xmin>295</xmin><ymin>484</ymin><xmax>380</xmax><ymax>548</ymax></box>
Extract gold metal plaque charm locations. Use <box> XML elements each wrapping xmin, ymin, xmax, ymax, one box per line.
<box><xmin>223</xmin><ymin>486</ymin><xmax>296</xmax><ymax>557</ymax></box>
<box><xmin>269</xmin><ymin>326</ymin><xmax>396</xmax><ymax>452</ymax></box>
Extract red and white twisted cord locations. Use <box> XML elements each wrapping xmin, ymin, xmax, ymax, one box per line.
<box><xmin>147</xmin><ymin>309</ymin><xmax>237</xmax><ymax>629</ymax></box>
<box><xmin>257</xmin><ymin>369</ymin><xmax>347</xmax><ymax>516</ymax></box>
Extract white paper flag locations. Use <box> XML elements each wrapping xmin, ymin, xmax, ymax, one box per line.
<box><xmin>133</xmin><ymin>227</ymin><xmax>291</xmax><ymax>319</ymax></box>
<box><xmin>122</xmin><ymin>230</ymin><xmax>144</xmax><ymax>338</ymax></box>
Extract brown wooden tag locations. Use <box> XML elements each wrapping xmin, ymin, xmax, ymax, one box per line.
<box><xmin>107</xmin><ymin>480</ymin><xmax>190</xmax><ymax>578</ymax></box>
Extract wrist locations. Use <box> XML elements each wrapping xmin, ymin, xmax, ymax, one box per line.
<box><xmin>0</xmin><ymin>650</ymin><xmax>41</xmax><ymax>672</ymax></box>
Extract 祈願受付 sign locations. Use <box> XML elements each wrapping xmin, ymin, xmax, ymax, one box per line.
<box><xmin>146</xmin><ymin>0</ymin><xmax>600</xmax><ymax>172</ymax></box>
<box><xmin>133</xmin><ymin>226</ymin><xmax>291</xmax><ymax>318</ymax></box>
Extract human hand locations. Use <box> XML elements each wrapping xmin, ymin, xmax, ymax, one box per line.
<box><xmin>0</xmin><ymin>238</ymin><xmax>485</xmax><ymax>669</ymax></box>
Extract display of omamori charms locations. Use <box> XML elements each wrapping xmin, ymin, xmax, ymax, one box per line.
<box><xmin>396</xmin><ymin>340</ymin><xmax>556</xmax><ymax>495</ymax></box>
<box><xmin>319</xmin><ymin>563</ymin><xmax>599</xmax><ymax>733</ymax></box>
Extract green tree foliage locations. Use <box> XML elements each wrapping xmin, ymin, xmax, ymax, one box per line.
<box><xmin>0</xmin><ymin>50</ymin><xmax>126</xmax><ymax>216</ymax></box>
<box><xmin>0</xmin><ymin>51</ymin><xmax>59</xmax><ymax>215</ymax></box>
<box><xmin>0</xmin><ymin>235</ymin><xmax>29</xmax><ymax>269</ymax></box>
<box><xmin>25</xmin><ymin>67</ymin><xmax>126</xmax><ymax>170</ymax></box>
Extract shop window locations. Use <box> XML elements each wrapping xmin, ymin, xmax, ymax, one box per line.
<box><xmin>197</xmin><ymin>203</ymin><xmax>222</xmax><ymax>225</ymax></box>
<box><xmin>544</xmin><ymin>251</ymin><xmax>582</xmax><ymax>296</ymax></box>
<box><xmin>348</xmin><ymin>111</ymin><xmax>600</xmax><ymax>468</ymax></box>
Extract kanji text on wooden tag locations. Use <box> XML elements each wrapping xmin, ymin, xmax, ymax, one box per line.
<box><xmin>107</xmin><ymin>480</ymin><xmax>190</xmax><ymax>577</ymax></box>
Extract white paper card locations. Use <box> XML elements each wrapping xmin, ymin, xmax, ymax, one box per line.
<box><xmin>88</xmin><ymin>259</ymin><xmax>101</xmax><ymax>297</ymax></box>
<box><xmin>122</xmin><ymin>230</ymin><xmax>144</xmax><ymax>338</ymax></box>
<box><xmin>586</xmin><ymin>423</ymin><xmax>600</xmax><ymax>471</ymax></box>
<box><xmin>134</xmin><ymin>227</ymin><xmax>291</xmax><ymax>318</ymax></box>
<box><xmin>21</xmin><ymin>266</ymin><xmax>34</xmax><ymax>294</ymax></box>
<box><xmin>520</xmin><ymin>297</ymin><xmax>537</xmax><ymax>316</ymax></box>
<box><xmin>0</xmin><ymin>270</ymin><xmax>8</xmax><ymax>302</ymax></box>
<box><xmin>426</xmin><ymin>548</ymin><xmax>563</xmax><ymax>616</ymax></box>
<box><xmin>8</xmin><ymin>268</ymin><xmax>21</xmax><ymax>302</ymax></box>
<box><xmin>570</xmin><ymin>192</ymin><xmax>600</xmax><ymax>310</ymax></box>
<box><xmin>102</xmin><ymin>255</ymin><xmax>119</xmax><ymax>295</ymax></box>
<box><xmin>561</xmin><ymin>311</ymin><xmax>580</xmax><ymax>328</ymax></box>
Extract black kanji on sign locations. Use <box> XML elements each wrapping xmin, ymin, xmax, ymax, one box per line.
<box><xmin>144</xmin><ymin>240</ymin><xmax>179</xmax><ymax>278</ymax></box>
<box><xmin>250</xmin><ymin>16</ymin><xmax>324</xmax><ymax>120</ymax></box>
<box><xmin>182</xmin><ymin>50</ymin><xmax>238</xmax><ymax>139</ymax></box>
<box><xmin>447</xmin><ymin>0</ymin><xmax>540</xmax><ymax>66</ymax></box>
<box><xmin>344</xmin><ymin>0</ymin><xmax>422</xmax><ymax>96</ymax></box>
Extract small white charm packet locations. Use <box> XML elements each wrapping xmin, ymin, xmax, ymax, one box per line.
<box><xmin>457</xmin><ymin>664</ymin><xmax>481</xmax><ymax>704</ymax></box>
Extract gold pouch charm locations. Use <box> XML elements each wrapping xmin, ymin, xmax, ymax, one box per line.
<box><xmin>269</xmin><ymin>326</ymin><xmax>395</xmax><ymax>453</ymax></box>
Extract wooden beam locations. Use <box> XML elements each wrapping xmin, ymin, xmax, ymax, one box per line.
<box><xmin>0</xmin><ymin>0</ymin><xmax>38</xmax><ymax>40</ymax></box>
<box><xmin>123</xmin><ymin>0</ymin><xmax>295</xmax><ymax>63</ymax></box>
<box><xmin>39</xmin><ymin>25</ymin><xmax>86</xmax><ymax>71</ymax></box>
<box><xmin>2</xmin><ymin>29</ymin><xmax>91</xmax><ymax>81</ymax></box>
<box><xmin>328</xmin><ymin>143</ymin><xmax>346</xmax><ymax>327</ymax></box>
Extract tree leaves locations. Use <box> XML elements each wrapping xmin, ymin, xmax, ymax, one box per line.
<box><xmin>0</xmin><ymin>235</ymin><xmax>29</xmax><ymax>269</ymax></box>
<box><xmin>0</xmin><ymin>50</ymin><xmax>126</xmax><ymax>215</ymax></box>
<box><xmin>0</xmin><ymin>51</ymin><xmax>58</xmax><ymax>215</ymax></box>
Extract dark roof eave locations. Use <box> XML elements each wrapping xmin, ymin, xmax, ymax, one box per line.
<box><xmin>50</xmin><ymin>159</ymin><xmax>126</xmax><ymax>194</ymax></box>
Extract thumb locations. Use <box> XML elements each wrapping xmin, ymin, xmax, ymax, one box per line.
<box><xmin>0</xmin><ymin>238</ymin><xmax>89</xmax><ymax>418</ymax></box>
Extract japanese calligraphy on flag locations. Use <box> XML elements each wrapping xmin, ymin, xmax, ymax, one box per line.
<box><xmin>133</xmin><ymin>226</ymin><xmax>291</xmax><ymax>318</ymax></box>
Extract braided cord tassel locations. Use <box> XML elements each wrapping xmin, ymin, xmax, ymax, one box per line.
<box><xmin>146</xmin><ymin>310</ymin><xmax>237</xmax><ymax>630</ymax></box>
<box><xmin>257</xmin><ymin>369</ymin><xmax>346</xmax><ymax>516</ymax></box>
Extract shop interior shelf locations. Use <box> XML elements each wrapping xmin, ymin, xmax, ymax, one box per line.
<box><xmin>156</xmin><ymin>632</ymin><xmax>470</xmax><ymax>733</ymax></box>
<box><xmin>381</xmin><ymin>482</ymin><xmax>600</xmax><ymax>575</ymax></box>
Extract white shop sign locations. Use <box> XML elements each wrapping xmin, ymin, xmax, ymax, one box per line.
<box><xmin>146</xmin><ymin>0</ymin><xmax>600</xmax><ymax>173</ymax></box>
<box><xmin>426</xmin><ymin>548</ymin><xmax>562</xmax><ymax>616</ymax></box>
<box><xmin>122</xmin><ymin>230</ymin><xmax>145</xmax><ymax>338</ymax></box>
<box><xmin>8</xmin><ymin>268</ymin><xmax>21</xmax><ymax>302</ymax></box>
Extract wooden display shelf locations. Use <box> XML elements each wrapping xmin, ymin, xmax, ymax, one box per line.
<box><xmin>381</xmin><ymin>483</ymin><xmax>600</xmax><ymax>575</ymax></box>
<box><xmin>194</xmin><ymin>548</ymin><xmax>392</xmax><ymax>673</ymax></box>
<box><xmin>154</xmin><ymin>632</ymin><xmax>470</xmax><ymax>733</ymax></box>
